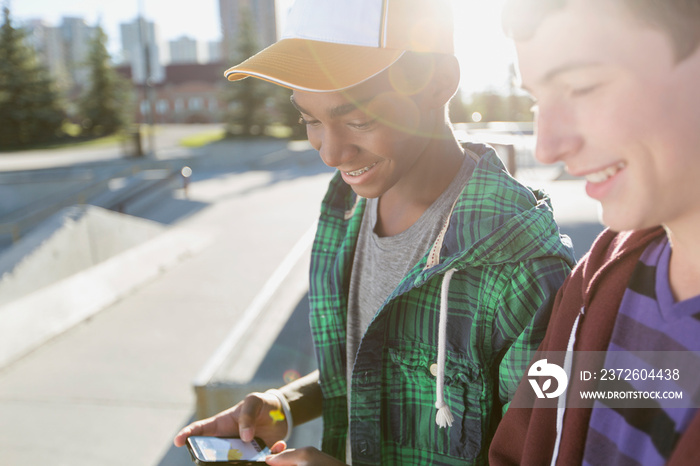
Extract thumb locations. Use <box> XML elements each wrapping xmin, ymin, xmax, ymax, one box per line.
<box><xmin>270</xmin><ymin>440</ymin><xmax>288</xmax><ymax>455</ymax></box>
<box><xmin>237</xmin><ymin>395</ymin><xmax>264</xmax><ymax>442</ymax></box>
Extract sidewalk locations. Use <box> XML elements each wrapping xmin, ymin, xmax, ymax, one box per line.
<box><xmin>0</xmin><ymin>140</ymin><xmax>334</xmax><ymax>466</ymax></box>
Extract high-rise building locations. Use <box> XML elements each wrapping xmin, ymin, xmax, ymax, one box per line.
<box><xmin>60</xmin><ymin>17</ymin><xmax>96</xmax><ymax>89</ymax></box>
<box><xmin>169</xmin><ymin>36</ymin><xmax>201</xmax><ymax>64</ymax></box>
<box><xmin>120</xmin><ymin>17</ymin><xmax>165</xmax><ymax>84</ymax></box>
<box><xmin>219</xmin><ymin>0</ymin><xmax>277</xmax><ymax>60</ymax></box>
<box><xmin>23</xmin><ymin>17</ymin><xmax>96</xmax><ymax>92</ymax></box>
<box><xmin>23</xmin><ymin>20</ymin><xmax>68</xmax><ymax>88</ymax></box>
<box><xmin>207</xmin><ymin>40</ymin><xmax>223</xmax><ymax>63</ymax></box>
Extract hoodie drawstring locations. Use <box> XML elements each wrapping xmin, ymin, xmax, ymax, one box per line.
<box><xmin>435</xmin><ymin>267</ymin><xmax>457</xmax><ymax>428</ymax></box>
<box><xmin>423</xmin><ymin>182</ymin><xmax>465</xmax><ymax>428</ymax></box>
<box><xmin>550</xmin><ymin>306</ymin><xmax>584</xmax><ymax>465</ymax></box>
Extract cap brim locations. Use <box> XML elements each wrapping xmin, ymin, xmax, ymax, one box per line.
<box><xmin>224</xmin><ymin>39</ymin><xmax>405</xmax><ymax>92</ymax></box>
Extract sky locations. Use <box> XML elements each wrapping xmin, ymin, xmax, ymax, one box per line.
<box><xmin>12</xmin><ymin>0</ymin><xmax>516</xmax><ymax>96</ymax></box>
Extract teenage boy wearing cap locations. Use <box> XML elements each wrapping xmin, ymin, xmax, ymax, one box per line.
<box><xmin>174</xmin><ymin>0</ymin><xmax>574</xmax><ymax>464</ymax></box>
<box><xmin>489</xmin><ymin>0</ymin><xmax>700</xmax><ymax>465</ymax></box>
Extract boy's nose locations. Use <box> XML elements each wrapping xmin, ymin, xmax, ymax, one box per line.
<box><xmin>534</xmin><ymin>105</ymin><xmax>583</xmax><ymax>165</ymax></box>
<box><xmin>314</xmin><ymin>130</ymin><xmax>357</xmax><ymax>169</ymax></box>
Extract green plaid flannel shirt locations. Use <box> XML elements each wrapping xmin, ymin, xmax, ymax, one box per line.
<box><xmin>309</xmin><ymin>144</ymin><xmax>575</xmax><ymax>465</ymax></box>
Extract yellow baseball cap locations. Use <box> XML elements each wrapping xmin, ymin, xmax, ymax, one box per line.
<box><xmin>224</xmin><ymin>0</ymin><xmax>455</xmax><ymax>92</ymax></box>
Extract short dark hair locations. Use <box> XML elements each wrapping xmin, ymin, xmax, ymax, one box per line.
<box><xmin>502</xmin><ymin>0</ymin><xmax>700</xmax><ymax>61</ymax></box>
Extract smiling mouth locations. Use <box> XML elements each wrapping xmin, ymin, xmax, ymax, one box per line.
<box><xmin>585</xmin><ymin>162</ymin><xmax>626</xmax><ymax>183</ymax></box>
<box><xmin>344</xmin><ymin>162</ymin><xmax>377</xmax><ymax>177</ymax></box>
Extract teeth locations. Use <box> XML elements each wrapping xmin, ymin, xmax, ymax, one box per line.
<box><xmin>345</xmin><ymin>162</ymin><xmax>377</xmax><ymax>177</ymax></box>
<box><xmin>585</xmin><ymin>162</ymin><xmax>626</xmax><ymax>183</ymax></box>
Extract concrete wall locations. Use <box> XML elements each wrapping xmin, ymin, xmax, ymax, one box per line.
<box><xmin>0</xmin><ymin>205</ymin><xmax>214</xmax><ymax>369</ymax></box>
<box><xmin>0</xmin><ymin>205</ymin><xmax>165</xmax><ymax>306</ymax></box>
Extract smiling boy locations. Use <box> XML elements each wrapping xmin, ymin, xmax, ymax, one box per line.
<box><xmin>173</xmin><ymin>1</ymin><xmax>575</xmax><ymax>464</ymax></box>
<box><xmin>490</xmin><ymin>0</ymin><xmax>700</xmax><ymax>464</ymax></box>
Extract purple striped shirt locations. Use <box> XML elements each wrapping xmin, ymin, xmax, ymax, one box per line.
<box><xmin>582</xmin><ymin>235</ymin><xmax>700</xmax><ymax>465</ymax></box>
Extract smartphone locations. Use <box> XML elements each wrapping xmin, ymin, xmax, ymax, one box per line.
<box><xmin>186</xmin><ymin>436</ymin><xmax>270</xmax><ymax>465</ymax></box>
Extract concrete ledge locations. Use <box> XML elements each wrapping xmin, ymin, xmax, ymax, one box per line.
<box><xmin>193</xmin><ymin>223</ymin><xmax>322</xmax><ymax>448</ymax></box>
<box><xmin>0</xmin><ymin>221</ymin><xmax>214</xmax><ymax>369</ymax></box>
<box><xmin>0</xmin><ymin>205</ymin><xmax>166</xmax><ymax>306</ymax></box>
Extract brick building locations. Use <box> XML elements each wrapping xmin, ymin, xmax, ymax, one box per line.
<box><xmin>117</xmin><ymin>62</ymin><xmax>229</xmax><ymax>124</ymax></box>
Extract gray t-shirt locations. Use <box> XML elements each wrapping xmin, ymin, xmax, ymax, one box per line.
<box><xmin>345</xmin><ymin>155</ymin><xmax>476</xmax><ymax>431</ymax></box>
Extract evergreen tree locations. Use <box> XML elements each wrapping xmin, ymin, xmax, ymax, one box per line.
<box><xmin>0</xmin><ymin>7</ymin><xmax>65</xmax><ymax>148</ymax></box>
<box><xmin>222</xmin><ymin>6</ymin><xmax>271</xmax><ymax>136</ymax></box>
<box><xmin>79</xmin><ymin>24</ymin><xmax>132</xmax><ymax>137</ymax></box>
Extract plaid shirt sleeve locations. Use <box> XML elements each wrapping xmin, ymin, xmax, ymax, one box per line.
<box><xmin>494</xmin><ymin>256</ymin><xmax>572</xmax><ymax>414</ymax></box>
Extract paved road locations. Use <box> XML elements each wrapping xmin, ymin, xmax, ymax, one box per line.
<box><xmin>0</xmin><ymin>124</ymin><xmax>222</xmax><ymax>172</ymax></box>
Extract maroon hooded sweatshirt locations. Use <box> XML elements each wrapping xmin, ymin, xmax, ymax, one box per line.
<box><xmin>489</xmin><ymin>227</ymin><xmax>700</xmax><ymax>465</ymax></box>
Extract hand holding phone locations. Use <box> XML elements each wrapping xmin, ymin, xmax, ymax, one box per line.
<box><xmin>187</xmin><ymin>436</ymin><xmax>270</xmax><ymax>465</ymax></box>
<box><xmin>174</xmin><ymin>391</ymin><xmax>290</xmax><ymax>449</ymax></box>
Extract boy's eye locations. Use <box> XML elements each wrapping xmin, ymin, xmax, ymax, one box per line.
<box><xmin>349</xmin><ymin>119</ymin><xmax>376</xmax><ymax>130</ymax></box>
<box><xmin>299</xmin><ymin>116</ymin><xmax>320</xmax><ymax>126</ymax></box>
<box><xmin>570</xmin><ymin>83</ymin><xmax>603</xmax><ymax>98</ymax></box>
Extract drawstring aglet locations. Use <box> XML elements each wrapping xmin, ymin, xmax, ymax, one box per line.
<box><xmin>435</xmin><ymin>401</ymin><xmax>454</xmax><ymax>428</ymax></box>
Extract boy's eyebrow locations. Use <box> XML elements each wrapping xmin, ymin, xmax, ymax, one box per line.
<box><xmin>525</xmin><ymin>61</ymin><xmax>604</xmax><ymax>91</ymax></box>
<box><xmin>290</xmin><ymin>95</ymin><xmax>373</xmax><ymax>119</ymax></box>
<box><xmin>329</xmin><ymin>100</ymin><xmax>374</xmax><ymax>118</ymax></box>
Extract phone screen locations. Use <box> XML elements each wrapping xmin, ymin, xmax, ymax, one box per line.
<box><xmin>188</xmin><ymin>436</ymin><xmax>270</xmax><ymax>463</ymax></box>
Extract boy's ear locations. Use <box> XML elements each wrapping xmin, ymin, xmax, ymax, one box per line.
<box><xmin>426</xmin><ymin>55</ymin><xmax>461</xmax><ymax>109</ymax></box>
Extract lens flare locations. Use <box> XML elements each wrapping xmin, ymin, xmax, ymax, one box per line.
<box><xmin>269</xmin><ymin>409</ymin><xmax>285</xmax><ymax>423</ymax></box>
<box><xmin>365</xmin><ymin>92</ymin><xmax>421</xmax><ymax>135</ymax></box>
<box><xmin>227</xmin><ymin>450</ymin><xmax>243</xmax><ymax>460</ymax></box>
<box><xmin>283</xmin><ymin>369</ymin><xmax>301</xmax><ymax>384</ymax></box>
<box><xmin>388</xmin><ymin>55</ymin><xmax>435</xmax><ymax>96</ymax></box>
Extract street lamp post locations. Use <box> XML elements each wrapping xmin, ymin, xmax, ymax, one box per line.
<box><xmin>137</xmin><ymin>0</ymin><xmax>156</xmax><ymax>157</ymax></box>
